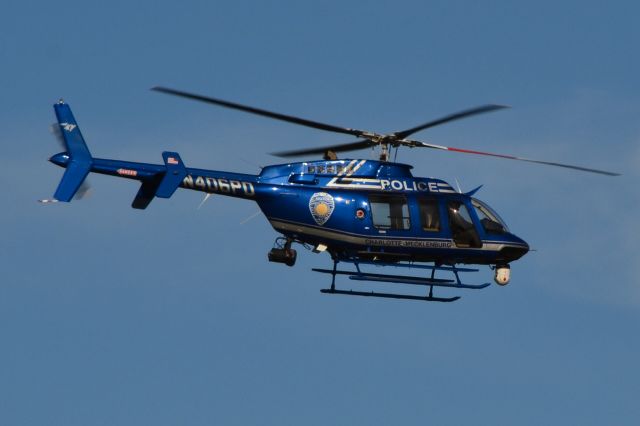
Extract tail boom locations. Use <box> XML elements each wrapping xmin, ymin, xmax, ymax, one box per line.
<box><xmin>46</xmin><ymin>101</ymin><xmax>261</xmax><ymax>208</ymax></box>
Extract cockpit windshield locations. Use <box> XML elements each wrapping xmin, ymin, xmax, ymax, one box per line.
<box><xmin>472</xmin><ymin>198</ymin><xmax>509</xmax><ymax>234</ymax></box>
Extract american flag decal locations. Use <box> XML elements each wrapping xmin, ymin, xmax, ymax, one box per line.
<box><xmin>167</xmin><ymin>157</ymin><xmax>179</xmax><ymax>165</ymax></box>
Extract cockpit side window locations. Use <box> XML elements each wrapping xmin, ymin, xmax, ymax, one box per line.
<box><xmin>472</xmin><ymin>199</ymin><xmax>508</xmax><ymax>234</ymax></box>
<box><xmin>418</xmin><ymin>197</ymin><xmax>440</xmax><ymax>232</ymax></box>
<box><xmin>447</xmin><ymin>200</ymin><xmax>482</xmax><ymax>248</ymax></box>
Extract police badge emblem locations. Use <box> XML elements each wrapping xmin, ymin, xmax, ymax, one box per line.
<box><xmin>309</xmin><ymin>192</ymin><xmax>335</xmax><ymax>226</ymax></box>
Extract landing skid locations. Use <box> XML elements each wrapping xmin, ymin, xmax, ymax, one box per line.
<box><xmin>321</xmin><ymin>288</ymin><xmax>460</xmax><ymax>303</ymax></box>
<box><xmin>315</xmin><ymin>259</ymin><xmax>490</xmax><ymax>302</ymax></box>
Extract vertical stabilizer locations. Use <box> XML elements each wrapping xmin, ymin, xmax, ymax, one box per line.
<box><xmin>47</xmin><ymin>100</ymin><xmax>93</xmax><ymax>202</ymax></box>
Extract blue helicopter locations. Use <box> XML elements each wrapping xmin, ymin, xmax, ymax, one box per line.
<box><xmin>43</xmin><ymin>88</ymin><xmax>620</xmax><ymax>302</ymax></box>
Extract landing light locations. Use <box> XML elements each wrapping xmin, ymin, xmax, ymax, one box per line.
<box><xmin>313</xmin><ymin>244</ymin><xmax>328</xmax><ymax>253</ymax></box>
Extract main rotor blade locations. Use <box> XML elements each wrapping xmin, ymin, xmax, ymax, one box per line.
<box><xmin>394</xmin><ymin>104</ymin><xmax>509</xmax><ymax>139</ymax></box>
<box><xmin>272</xmin><ymin>139</ymin><xmax>376</xmax><ymax>158</ymax></box>
<box><xmin>152</xmin><ymin>86</ymin><xmax>366</xmax><ymax>138</ymax></box>
<box><xmin>408</xmin><ymin>140</ymin><xmax>620</xmax><ymax>176</ymax></box>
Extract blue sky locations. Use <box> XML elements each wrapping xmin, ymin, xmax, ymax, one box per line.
<box><xmin>2</xmin><ymin>1</ymin><xmax>639</xmax><ymax>425</ymax></box>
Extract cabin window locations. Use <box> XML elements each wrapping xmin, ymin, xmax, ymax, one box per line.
<box><xmin>316</xmin><ymin>165</ymin><xmax>325</xmax><ymax>174</ymax></box>
<box><xmin>447</xmin><ymin>201</ymin><xmax>482</xmax><ymax>248</ymax></box>
<box><xmin>336</xmin><ymin>165</ymin><xmax>344</xmax><ymax>175</ymax></box>
<box><xmin>419</xmin><ymin>197</ymin><xmax>440</xmax><ymax>232</ymax></box>
<box><xmin>307</xmin><ymin>166</ymin><xmax>316</xmax><ymax>173</ymax></box>
<box><xmin>369</xmin><ymin>195</ymin><xmax>410</xmax><ymax>230</ymax></box>
<box><xmin>326</xmin><ymin>165</ymin><xmax>335</xmax><ymax>174</ymax></box>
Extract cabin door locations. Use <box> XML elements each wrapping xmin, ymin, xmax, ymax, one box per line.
<box><xmin>446</xmin><ymin>200</ymin><xmax>482</xmax><ymax>248</ymax></box>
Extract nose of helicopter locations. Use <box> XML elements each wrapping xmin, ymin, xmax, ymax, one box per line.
<box><xmin>499</xmin><ymin>233</ymin><xmax>530</xmax><ymax>263</ymax></box>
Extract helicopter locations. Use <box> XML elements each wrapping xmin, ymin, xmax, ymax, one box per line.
<box><xmin>42</xmin><ymin>88</ymin><xmax>620</xmax><ymax>302</ymax></box>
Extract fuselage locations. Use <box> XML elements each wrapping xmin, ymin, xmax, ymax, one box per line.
<box><xmin>51</xmin><ymin>154</ymin><xmax>528</xmax><ymax>266</ymax></box>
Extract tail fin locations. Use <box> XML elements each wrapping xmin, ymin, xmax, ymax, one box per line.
<box><xmin>48</xmin><ymin>100</ymin><xmax>93</xmax><ymax>202</ymax></box>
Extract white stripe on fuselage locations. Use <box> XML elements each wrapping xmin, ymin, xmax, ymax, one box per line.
<box><xmin>327</xmin><ymin>160</ymin><xmax>383</xmax><ymax>189</ymax></box>
<box><xmin>324</xmin><ymin>160</ymin><xmax>455</xmax><ymax>193</ymax></box>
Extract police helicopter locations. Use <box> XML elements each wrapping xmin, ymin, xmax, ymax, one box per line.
<box><xmin>42</xmin><ymin>88</ymin><xmax>620</xmax><ymax>302</ymax></box>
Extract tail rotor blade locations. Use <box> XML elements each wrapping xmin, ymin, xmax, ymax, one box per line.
<box><xmin>73</xmin><ymin>180</ymin><xmax>92</xmax><ymax>200</ymax></box>
<box><xmin>50</xmin><ymin>123</ymin><xmax>65</xmax><ymax>149</ymax></box>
